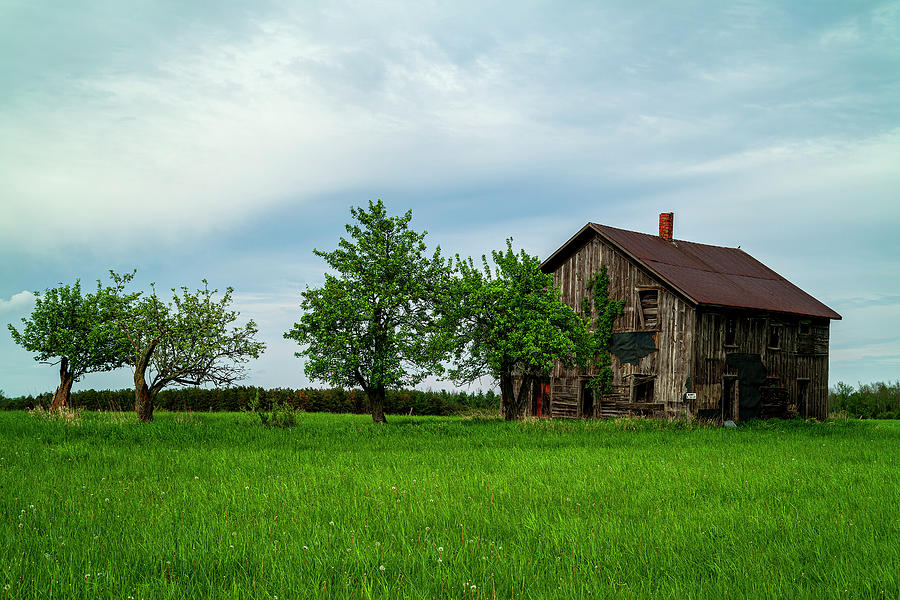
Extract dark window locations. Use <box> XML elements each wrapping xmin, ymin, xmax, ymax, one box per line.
<box><xmin>768</xmin><ymin>324</ymin><xmax>781</xmax><ymax>349</ymax></box>
<box><xmin>724</xmin><ymin>317</ymin><xmax>737</xmax><ymax>346</ymax></box>
<box><xmin>632</xmin><ymin>378</ymin><xmax>655</xmax><ymax>405</ymax></box>
<box><xmin>799</xmin><ymin>321</ymin><xmax>811</xmax><ymax>335</ymax></box>
<box><xmin>638</xmin><ymin>289</ymin><xmax>659</xmax><ymax>329</ymax></box>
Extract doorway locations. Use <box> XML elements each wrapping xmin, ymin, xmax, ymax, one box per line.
<box><xmin>722</xmin><ymin>378</ymin><xmax>737</xmax><ymax>422</ymax></box>
<box><xmin>797</xmin><ymin>380</ymin><xmax>809</xmax><ymax>418</ymax></box>
<box><xmin>580</xmin><ymin>381</ymin><xmax>594</xmax><ymax>418</ymax></box>
<box><xmin>532</xmin><ymin>379</ymin><xmax>550</xmax><ymax>417</ymax></box>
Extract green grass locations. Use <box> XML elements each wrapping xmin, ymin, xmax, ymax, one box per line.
<box><xmin>1</xmin><ymin>411</ymin><xmax>898</xmax><ymax>599</ymax></box>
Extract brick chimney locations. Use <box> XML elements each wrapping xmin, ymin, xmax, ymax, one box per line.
<box><xmin>659</xmin><ymin>212</ymin><xmax>674</xmax><ymax>241</ymax></box>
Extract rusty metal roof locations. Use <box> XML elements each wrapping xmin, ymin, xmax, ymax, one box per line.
<box><xmin>541</xmin><ymin>223</ymin><xmax>841</xmax><ymax>320</ymax></box>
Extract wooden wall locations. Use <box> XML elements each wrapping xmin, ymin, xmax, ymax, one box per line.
<box><xmin>691</xmin><ymin>311</ymin><xmax>830</xmax><ymax>420</ymax></box>
<box><xmin>545</xmin><ymin>233</ymin><xmax>696</xmax><ymax>419</ymax></box>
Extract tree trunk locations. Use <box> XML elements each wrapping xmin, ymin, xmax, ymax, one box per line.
<box><xmin>133</xmin><ymin>343</ymin><xmax>160</xmax><ymax>423</ymax></box>
<box><xmin>370</xmin><ymin>386</ymin><xmax>387</xmax><ymax>424</ymax></box>
<box><xmin>50</xmin><ymin>357</ymin><xmax>74</xmax><ymax>412</ymax></box>
<box><xmin>500</xmin><ymin>370</ymin><xmax>530</xmax><ymax>421</ymax></box>
<box><xmin>499</xmin><ymin>370</ymin><xmax>514</xmax><ymax>419</ymax></box>
<box><xmin>134</xmin><ymin>372</ymin><xmax>154</xmax><ymax>423</ymax></box>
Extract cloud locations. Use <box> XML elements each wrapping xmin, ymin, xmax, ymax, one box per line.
<box><xmin>3</xmin><ymin>1</ymin><xmax>897</xmax><ymax>257</ymax></box>
<box><xmin>832</xmin><ymin>295</ymin><xmax>900</xmax><ymax>309</ymax></box>
<box><xmin>0</xmin><ymin>291</ymin><xmax>35</xmax><ymax>314</ymax></box>
<box><xmin>1</xmin><ymin>14</ymin><xmax>547</xmax><ymax>250</ymax></box>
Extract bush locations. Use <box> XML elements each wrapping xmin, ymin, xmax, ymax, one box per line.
<box><xmin>828</xmin><ymin>381</ymin><xmax>900</xmax><ymax>419</ymax></box>
<box><xmin>246</xmin><ymin>390</ymin><xmax>300</xmax><ymax>428</ymax></box>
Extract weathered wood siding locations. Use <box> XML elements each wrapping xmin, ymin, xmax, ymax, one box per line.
<box><xmin>691</xmin><ymin>311</ymin><xmax>830</xmax><ymax>420</ymax></box>
<box><xmin>545</xmin><ymin>233</ymin><xmax>696</xmax><ymax>418</ymax></box>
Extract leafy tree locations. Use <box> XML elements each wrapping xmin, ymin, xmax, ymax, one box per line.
<box><xmin>581</xmin><ymin>265</ymin><xmax>625</xmax><ymax>395</ymax></box>
<box><xmin>110</xmin><ymin>271</ymin><xmax>266</xmax><ymax>422</ymax></box>
<box><xmin>8</xmin><ymin>280</ymin><xmax>129</xmax><ymax>411</ymax></box>
<box><xmin>284</xmin><ymin>200</ymin><xmax>450</xmax><ymax>423</ymax></box>
<box><xmin>446</xmin><ymin>240</ymin><xmax>590</xmax><ymax>420</ymax></box>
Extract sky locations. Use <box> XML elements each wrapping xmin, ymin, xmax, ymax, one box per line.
<box><xmin>1</xmin><ymin>0</ymin><xmax>898</xmax><ymax>397</ymax></box>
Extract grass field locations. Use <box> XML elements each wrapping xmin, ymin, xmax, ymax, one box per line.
<box><xmin>1</xmin><ymin>411</ymin><xmax>898</xmax><ymax>599</ymax></box>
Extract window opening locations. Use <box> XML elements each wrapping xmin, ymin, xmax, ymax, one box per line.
<box><xmin>631</xmin><ymin>375</ymin><xmax>655</xmax><ymax>406</ymax></box>
<box><xmin>768</xmin><ymin>324</ymin><xmax>781</xmax><ymax>349</ymax></box>
<box><xmin>638</xmin><ymin>289</ymin><xmax>659</xmax><ymax>329</ymax></box>
<box><xmin>724</xmin><ymin>317</ymin><xmax>737</xmax><ymax>346</ymax></box>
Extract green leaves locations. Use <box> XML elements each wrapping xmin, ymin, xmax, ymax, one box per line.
<box><xmin>144</xmin><ymin>281</ymin><xmax>265</xmax><ymax>389</ymax></box>
<box><xmin>109</xmin><ymin>271</ymin><xmax>266</xmax><ymax>419</ymax></box>
<box><xmin>581</xmin><ymin>265</ymin><xmax>625</xmax><ymax>394</ymax></box>
<box><xmin>284</xmin><ymin>200</ymin><xmax>451</xmax><ymax>420</ymax></box>
<box><xmin>445</xmin><ymin>239</ymin><xmax>590</xmax><ymax>418</ymax></box>
<box><xmin>8</xmin><ymin>279</ymin><xmax>131</xmax><ymax>381</ymax></box>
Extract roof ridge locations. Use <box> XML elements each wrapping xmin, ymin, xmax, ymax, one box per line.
<box><xmin>591</xmin><ymin>222</ymin><xmax>742</xmax><ymax>252</ymax></box>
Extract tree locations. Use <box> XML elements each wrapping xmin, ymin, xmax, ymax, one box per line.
<box><xmin>8</xmin><ymin>280</ymin><xmax>130</xmax><ymax>411</ymax></box>
<box><xmin>110</xmin><ymin>271</ymin><xmax>266</xmax><ymax>422</ymax></box>
<box><xmin>284</xmin><ymin>200</ymin><xmax>450</xmax><ymax>423</ymax></box>
<box><xmin>581</xmin><ymin>266</ymin><xmax>625</xmax><ymax>395</ymax></box>
<box><xmin>446</xmin><ymin>240</ymin><xmax>590</xmax><ymax>420</ymax></box>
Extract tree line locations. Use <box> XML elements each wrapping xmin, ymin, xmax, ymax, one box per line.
<box><xmin>828</xmin><ymin>381</ymin><xmax>900</xmax><ymax>419</ymax></box>
<box><xmin>0</xmin><ymin>386</ymin><xmax>499</xmax><ymax>415</ymax></box>
<box><xmin>9</xmin><ymin>199</ymin><xmax>621</xmax><ymax>423</ymax></box>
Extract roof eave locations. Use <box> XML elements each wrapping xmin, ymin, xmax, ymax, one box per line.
<box><xmin>696</xmin><ymin>302</ymin><xmax>842</xmax><ymax>321</ymax></box>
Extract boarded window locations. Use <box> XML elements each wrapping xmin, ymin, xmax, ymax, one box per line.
<box><xmin>637</xmin><ymin>289</ymin><xmax>659</xmax><ymax>329</ymax></box>
<box><xmin>798</xmin><ymin>321</ymin><xmax>814</xmax><ymax>354</ymax></box>
<box><xmin>813</xmin><ymin>325</ymin><xmax>829</xmax><ymax>355</ymax></box>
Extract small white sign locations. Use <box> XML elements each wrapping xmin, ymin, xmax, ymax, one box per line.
<box><xmin>684</xmin><ymin>392</ymin><xmax>697</xmax><ymax>400</ymax></box>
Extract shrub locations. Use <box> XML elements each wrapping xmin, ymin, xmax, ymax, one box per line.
<box><xmin>246</xmin><ymin>390</ymin><xmax>300</xmax><ymax>428</ymax></box>
<box><xmin>828</xmin><ymin>381</ymin><xmax>900</xmax><ymax>419</ymax></box>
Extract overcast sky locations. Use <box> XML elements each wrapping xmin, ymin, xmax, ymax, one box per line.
<box><xmin>2</xmin><ymin>0</ymin><xmax>898</xmax><ymax>397</ymax></box>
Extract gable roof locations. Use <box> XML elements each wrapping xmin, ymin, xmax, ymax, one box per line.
<box><xmin>541</xmin><ymin>223</ymin><xmax>841</xmax><ymax>320</ymax></box>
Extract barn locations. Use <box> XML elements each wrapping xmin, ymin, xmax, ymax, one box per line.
<box><xmin>528</xmin><ymin>213</ymin><xmax>841</xmax><ymax>421</ymax></box>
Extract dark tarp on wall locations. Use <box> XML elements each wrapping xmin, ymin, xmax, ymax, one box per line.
<box><xmin>609</xmin><ymin>332</ymin><xmax>657</xmax><ymax>366</ymax></box>
<box><xmin>725</xmin><ymin>353</ymin><xmax>767</xmax><ymax>420</ymax></box>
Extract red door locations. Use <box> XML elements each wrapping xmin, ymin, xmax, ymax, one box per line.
<box><xmin>536</xmin><ymin>382</ymin><xmax>550</xmax><ymax>417</ymax></box>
